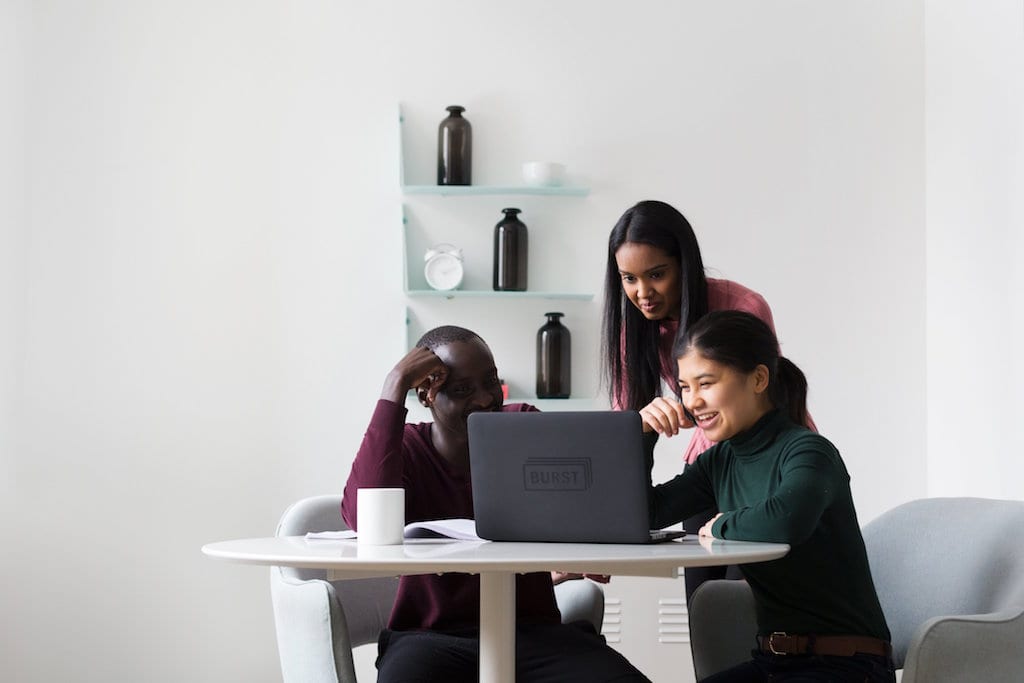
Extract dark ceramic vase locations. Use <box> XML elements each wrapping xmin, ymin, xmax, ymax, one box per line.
<box><xmin>437</xmin><ymin>105</ymin><xmax>471</xmax><ymax>185</ymax></box>
<box><xmin>536</xmin><ymin>312</ymin><xmax>571</xmax><ymax>398</ymax></box>
<box><xmin>493</xmin><ymin>208</ymin><xmax>528</xmax><ymax>291</ymax></box>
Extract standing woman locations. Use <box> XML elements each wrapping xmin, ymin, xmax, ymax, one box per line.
<box><xmin>645</xmin><ymin>310</ymin><xmax>893</xmax><ymax>682</ymax></box>
<box><xmin>602</xmin><ymin>199</ymin><xmax>804</xmax><ymax>601</ymax></box>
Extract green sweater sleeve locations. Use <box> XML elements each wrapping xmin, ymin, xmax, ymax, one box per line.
<box><xmin>711</xmin><ymin>434</ymin><xmax>846</xmax><ymax>544</ymax></box>
<box><xmin>648</xmin><ymin>451</ymin><xmax>717</xmax><ymax>530</ymax></box>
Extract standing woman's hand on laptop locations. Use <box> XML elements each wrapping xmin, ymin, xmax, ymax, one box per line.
<box><xmin>639</xmin><ymin>396</ymin><xmax>689</xmax><ymax>436</ymax></box>
<box><xmin>381</xmin><ymin>346</ymin><xmax>449</xmax><ymax>406</ymax></box>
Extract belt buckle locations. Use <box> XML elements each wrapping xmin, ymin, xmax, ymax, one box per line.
<box><xmin>768</xmin><ymin>632</ymin><xmax>790</xmax><ymax>656</ymax></box>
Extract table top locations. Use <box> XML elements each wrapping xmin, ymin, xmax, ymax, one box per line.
<box><xmin>202</xmin><ymin>535</ymin><xmax>789</xmax><ymax>579</ymax></box>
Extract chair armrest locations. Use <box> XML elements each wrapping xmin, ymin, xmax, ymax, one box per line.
<box><xmin>902</xmin><ymin>606</ymin><xmax>1024</xmax><ymax>683</ymax></box>
<box><xmin>554</xmin><ymin>580</ymin><xmax>605</xmax><ymax>634</ymax></box>
<box><xmin>270</xmin><ymin>567</ymin><xmax>357</xmax><ymax>683</ymax></box>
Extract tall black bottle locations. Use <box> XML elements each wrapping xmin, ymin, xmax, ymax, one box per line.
<box><xmin>437</xmin><ymin>105</ymin><xmax>472</xmax><ymax>185</ymax></box>
<box><xmin>536</xmin><ymin>312</ymin><xmax>571</xmax><ymax>399</ymax></box>
<box><xmin>493</xmin><ymin>208</ymin><xmax>528</xmax><ymax>291</ymax></box>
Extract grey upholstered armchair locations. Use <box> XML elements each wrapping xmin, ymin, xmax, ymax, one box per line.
<box><xmin>688</xmin><ymin>497</ymin><xmax>1024</xmax><ymax>682</ymax></box>
<box><xmin>269</xmin><ymin>494</ymin><xmax>606</xmax><ymax>683</ymax></box>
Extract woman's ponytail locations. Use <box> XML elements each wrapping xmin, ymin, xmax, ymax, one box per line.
<box><xmin>773</xmin><ymin>356</ymin><xmax>808</xmax><ymax>428</ymax></box>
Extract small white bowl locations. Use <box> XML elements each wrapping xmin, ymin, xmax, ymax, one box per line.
<box><xmin>522</xmin><ymin>161</ymin><xmax>567</xmax><ymax>187</ymax></box>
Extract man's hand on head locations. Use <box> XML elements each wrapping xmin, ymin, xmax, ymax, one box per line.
<box><xmin>381</xmin><ymin>347</ymin><xmax>449</xmax><ymax>405</ymax></box>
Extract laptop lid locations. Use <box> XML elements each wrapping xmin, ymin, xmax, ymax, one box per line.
<box><xmin>467</xmin><ymin>410</ymin><xmax>657</xmax><ymax>544</ymax></box>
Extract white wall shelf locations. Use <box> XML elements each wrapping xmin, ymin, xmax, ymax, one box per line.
<box><xmin>399</xmin><ymin>105</ymin><xmax>589</xmax><ymax>195</ymax></box>
<box><xmin>405</xmin><ymin>288</ymin><xmax>593</xmax><ymax>301</ymax></box>
<box><xmin>402</xmin><ymin>184</ymin><xmax>589</xmax><ymax>197</ymax></box>
<box><xmin>400</xmin><ymin>206</ymin><xmax>594</xmax><ymax>300</ymax></box>
<box><xmin>514</xmin><ymin>397</ymin><xmax>604</xmax><ymax>411</ymax></box>
<box><xmin>403</xmin><ymin>396</ymin><xmax>606</xmax><ymax>424</ymax></box>
<box><xmin>398</xmin><ymin>104</ymin><xmax>596</xmax><ymax>398</ymax></box>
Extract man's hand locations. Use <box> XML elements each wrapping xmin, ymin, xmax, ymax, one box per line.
<box><xmin>381</xmin><ymin>347</ymin><xmax>449</xmax><ymax>406</ymax></box>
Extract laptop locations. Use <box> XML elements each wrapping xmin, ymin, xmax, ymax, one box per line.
<box><xmin>467</xmin><ymin>410</ymin><xmax>686</xmax><ymax>544</ymax></box>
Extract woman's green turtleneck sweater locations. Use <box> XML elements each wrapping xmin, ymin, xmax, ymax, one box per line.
<box><xmin>650</xmin><ymin>410</ymin><xmax>890</xmax><ymax>641</ymax></box>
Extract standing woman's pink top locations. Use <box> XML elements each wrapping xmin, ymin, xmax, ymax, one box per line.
<box><xmin>647</xmin><ymin>278</ymin><xmax>814</xmax><ymax>464</ymax></box>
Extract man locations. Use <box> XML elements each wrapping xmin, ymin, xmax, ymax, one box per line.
<box><xmin>342</xmin><ymin>325</ymin><xmax>649</xmax><ymax>683</ymax></box>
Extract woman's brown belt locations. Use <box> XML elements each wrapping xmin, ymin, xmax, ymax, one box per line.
<box><xmin>757</xmin><ymin>633</ymin><xmax>892</xmax><ymax>658</ymax></box>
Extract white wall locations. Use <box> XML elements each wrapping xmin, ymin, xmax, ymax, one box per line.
<box><xmin>925</xmin><ymin>0</ymin><xmax>1024</xmax><ymax>499</ymax></box>
<box><xmin>3</xmin><ymin>1</ymin><xmax>950</xmax><ymax>681</ymax></box>
<box><xmin>13</xmin><ymin>2</ymin><xmax>291</xmax><ymax>680</ymax></box>
<box><xmin>1</xmin><ymin>0</ymin><xmax>28</xmax><ymax>671</ymax></box>
<box><xmin>1</xmin><ymin>0</ymin><xmax>27</xmax><ymax>478</ymax></box>
<box><xmin>393</xmin><ymin>2</ymin><xmax>928</xmax><ymax>527</ymax></box>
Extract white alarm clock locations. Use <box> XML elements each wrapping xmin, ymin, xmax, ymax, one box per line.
<box><xmin>423</xmin><ymin>243</ymin><xmax>464</xmax><ymax>291</ymax></box>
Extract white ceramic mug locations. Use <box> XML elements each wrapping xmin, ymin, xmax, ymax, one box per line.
<box><xmin>356</xmin><ymin>488</ymin><xmax>405</xmax><ymax>545</ymax></box>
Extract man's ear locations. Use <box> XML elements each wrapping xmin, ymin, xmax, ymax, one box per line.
<box><xmin>417</xmin><ymin>386</ymin><xmax>431</xmax><ymax>407</ymax></box>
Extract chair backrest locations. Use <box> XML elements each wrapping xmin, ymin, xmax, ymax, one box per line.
<box><xmin>861</xmin><ymin>497</ymin><xmax>1024</xmax><ymax>668</ymax></box>
<box><xmin>275</xmin><ymin>494</ymin><xmax>399</xmax><ymax>647</ymax></box>
<box><xmin>688</xmin><ymin>579</ymin><xmax>758</xmax><ymax>681</ymax></box>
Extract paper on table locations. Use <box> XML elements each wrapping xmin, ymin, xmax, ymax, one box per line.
<box><xmin>305</xmin><ymin>529</ymin><xmax>358</xmax><ymax>540</ymax></box>
<box><xmin>402</xmin><ymin>518</ymin><xmax>481</xmax><ymax>541</ymax></box>
<box><xmin>305</xmin><ymin>518</ymin><xmax>482</xmax><ymax>542</ymax></box>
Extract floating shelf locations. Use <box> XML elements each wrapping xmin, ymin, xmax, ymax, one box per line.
<box><xmin>405</xmin><ymin>288</ymin><xmax>593</xmax><ymax>301</ymax></box>
<box><xmin>398</xmin><ymin>104</ymin><xmax>599</xmax><ymax>394</ymax></box>
<box><xmin>398</xmin><ymin>105</ymin><xmax>589</xmax><ymax>195</ymax></box>
<box><xmin>404</xmin><ymin>396</ymin><xmax>605</xmax><ymax>422</ymax></box>
<box><xmin>402</xmin><ymin>184</ymin><xmax>589</xmax><ymax>197</ymax></box>
<box><xmin>401</xmin><ymin>205</ymin><xmax>594</xmax><ymax>300</ymax></box>
<box><xmin>510</xmin><ymin>397</ymin><xmax>605</xmax><ymax>411</ymax></box>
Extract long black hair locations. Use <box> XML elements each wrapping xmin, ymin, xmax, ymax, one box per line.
<box><xmin>674</xmin><ymin>310</ymin><xmax>809</xmax><ymax>428</ymax></box>
<box><xmin>602</xmin><ymin>200</ymin><xmax>709</xmax><ymax>411</ymax></box>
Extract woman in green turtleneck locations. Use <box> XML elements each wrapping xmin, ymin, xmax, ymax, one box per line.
<box><xmin>641</xmin><ymin>310</ymin><xmax>894</xmax><ymax>682</ymax></box>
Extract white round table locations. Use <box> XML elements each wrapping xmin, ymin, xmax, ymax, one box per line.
<box><xmin>203</xmin><ymin>535</ymin><xmax>788</xmax><ymax>683</ymax></box>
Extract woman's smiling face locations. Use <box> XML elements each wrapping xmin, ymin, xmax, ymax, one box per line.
<box><xmin>676</xmin><ymin>349</ymin><xmax>770</xmax><ymax>441</ymax></box>
<box><xmin>614</xmin><ymin>241</ymin><xmax>681</xmax><ymax>321</ymax></box>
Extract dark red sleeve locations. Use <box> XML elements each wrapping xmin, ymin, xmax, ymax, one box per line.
<box><xmin>505</xmin><ymin>402</ymin><xmax>540</xmax><ymax>413</ymax></box>
<box><xmin>341</xmin><ymin>399</ymin><xmax>409</xmax><ymax>531</ymax></box>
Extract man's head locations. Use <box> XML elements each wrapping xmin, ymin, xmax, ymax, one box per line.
<box><xmin>415</xmin><ymin>326</ymin><xmax>504</xmax><ymax>432</ymax></box>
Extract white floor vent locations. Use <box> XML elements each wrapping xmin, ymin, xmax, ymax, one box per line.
<box><xmin>657</xmin><ymin>597</ymin><xmax>689</xmax><ymax>644</ymax></box>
